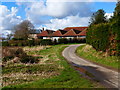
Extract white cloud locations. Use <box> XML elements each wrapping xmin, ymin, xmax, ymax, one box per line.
<box><xmin>25</xmin><ymin>0</ymin><xmax>93</xmax><ymax>25</ymax></box>
<box><xmin>0</xmin><ymin>5</ymin><xmax>22</xmax><ymax>34</ymax></box>
<box><xmin>40</xmin><ymin>15</ymin><xmax>90</xmax><ymax>30</ymax></box>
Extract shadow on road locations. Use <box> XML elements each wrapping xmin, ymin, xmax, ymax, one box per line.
<box><xmin>70</xmin><ymin>62</ymin><xmax>118</xmax><ymax>88</ymax></box>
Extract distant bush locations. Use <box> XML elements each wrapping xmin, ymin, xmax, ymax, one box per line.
<box><xmin>12</xmin><ymin>38</ymin><xmax>26</xmax><ymax>40</ymax></box>
<box><xmin>2</xmin><ymin>39</ymin><xmax>41</xmax><ymax>46</ymax></box>
<box><xmin>53</xmin><ymin>39</ymin><xmax>58</xmax><ymax>45</ymax></box>
<box><xmin>40</xmin><ymin>39</ymin><xmax>53</xmax><ymax>45</ymax></box>
<box><xmin>2</xmin><ymin>41</ymin><xmax>9</xmax><ymax>46</ymax></box>
<box><xmin>34</xmin><ymin>39</ymin><xmax>41</xmax><ymax>45</ymax></box>
<box><xmin>2</xmin><ymin>56</ymin><xmax>14</xmax><ymax>62</ymax></box>
<box><xmin>28</xmin><ymin>40</ymin><xmax>35</xmax><ymax>46</ymax></box>
<box><xmin>20</xmin><ymin>56</ymin><xmax>39</xmax><ymax>64</ymax></box>
<box><xmin>2</xmin><ymin>37</ymin><xmax>86</xmax><ymax>46</ymax></box>
<box><xmin>2</xmin><ymin>47</ymin><xmax>26</xmax><ymax>60</ymax></box>
<box><xmin>2</xmin><ymin>47</ymin><xmax>39</xmax><ymax>64</ymax></box>
<box><xmin>58</xmin><ymin>38</ymin><xmax>68</xmax><ymax>44</ymax></box>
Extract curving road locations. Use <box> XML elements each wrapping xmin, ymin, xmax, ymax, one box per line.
<box><xmin>62</xmin><ymin>44</ymin><xmax>119</xmax><ymax>88</ymax></box>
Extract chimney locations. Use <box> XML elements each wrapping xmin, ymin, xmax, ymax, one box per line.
<box><xmin>42</xmin><ymin>28</ymin><xmax>44</xmax><ymax>31</ymax></box>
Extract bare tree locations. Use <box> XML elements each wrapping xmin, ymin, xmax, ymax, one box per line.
<box><xmin>14</xmin><ymin>20</ymin><xmax>34</xmax><ymax>40</ymax></box>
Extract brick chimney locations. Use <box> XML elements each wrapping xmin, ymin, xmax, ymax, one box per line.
<box><xmin>42</xmin><ymin>28</ymin><xmax>44</xmax><ymax>31</ymax></box>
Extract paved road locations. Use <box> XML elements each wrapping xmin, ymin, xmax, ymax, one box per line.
<box><xmin>62</xmin><ymin>44</ymin><xmax>119</xmax><ymax>88</ymax></box>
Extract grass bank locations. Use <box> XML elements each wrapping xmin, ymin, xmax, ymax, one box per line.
<box><xmin>76</xmin><ymin>44</ymin><xmax>119</xmax><ymax>70</ymax></box>
<box><xmin>3</xmin><ymin>45</ymin><xmax>102</xmax><ymax>88</ymax></box>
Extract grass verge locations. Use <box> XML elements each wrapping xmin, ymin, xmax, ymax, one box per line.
<box><xmin>3</xmin><ymin>45</ymin><xmax>103</xmax><ymax>88</ymax></box>
<box><xmin>76</xmin><ymin>44</ymin><xmax>119</xmax><ymax>70</ymax></box>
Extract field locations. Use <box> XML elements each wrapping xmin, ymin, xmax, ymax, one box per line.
<box><xmin>76</xmin><ymin>44</ymin><xmax>119</xmax><ymax>70</ymax></box>
<box><xmin>2</xmin><ymin>45</ymin><xmax>103</xmax><ymax>88</ymax></box>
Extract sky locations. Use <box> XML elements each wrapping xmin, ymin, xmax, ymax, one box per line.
<box><xmin>0</xmin><ymin>0</ymin><xmax>117</xmax><ymax>37</ymax></box>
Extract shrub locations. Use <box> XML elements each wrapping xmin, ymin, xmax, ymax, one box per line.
<box><xmin>14</xmin><ymin>48</ymin><xmax>26</xmax><ymax>57</ymax></box>
<box><xmin>12</xmin><ymin>38</ymin><xmax>26</xmax><ymax>40</ymax></box>
<box><xmin>53</xmin><ymin>39</ymin><xmax>58</xmax><ymax>45</ymax></box>
<box><xmin>78</xmin><ymin>38</ymin><xmax>86</xmax><ymax>43</ymax></box>
<box><xmin>68</xmin><ymin>38</ymin><xmax>72</xmax><ymax>43</ymax></box>
<box><xmin>2</xmin><ymin>56</ymin><xmax>14</xmax><ymax>62</ymax></box>
<box><xmin>2</xmin><ymin>41</ymin><xmax>9</xmax><ymax>46</ymax></box>
<box><xmin>34</xmin><ymin>39</ymin><xmax>41</xmax><ymax>45</ymax></box>
<box><xmin>72</xmin><ymin>38</ymin><xmax>78</xmax><ymax>43</ymax></box>
<box><xmin>58</xmin><ymin>38</ymin><xmax>68</xmax><ymax>44</ymax></box>
<box><xmin>40</xmin><ymin>39</ymin><xmax>53</xmax><ymax>45</ymax></box>
<box><xmin>2</xmin><ymin>47</ymin><xmax>38</xmax><ymax>64</ymax></box>
<box><xmin>20</xmin><ymin>56</ymin><xmax>39</xmax><ymax>64</ymax></box>
<box><xmin>86</xmin><ymin>23</ymin><xmax>109</xmax><ymax>52</ymax></box>
<box><xmin>2</xmin><ymin>47</ymin><xmax>26</xmax><ymax>62</ymax></box>
<box><xmin>27</xmin><ymin>40</ymin><xmax>35</xmax><ymax>46</ymax></box>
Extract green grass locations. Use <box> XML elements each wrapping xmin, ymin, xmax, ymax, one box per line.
<box><xmin>3</xmin><ymin>45</ymin><xmax>103</xmax><ymax>88</ymax></box>
<box><xmin>76</xmin><ymin>44</ymin><xmax>119</xmax><ymax>69</ymax></box>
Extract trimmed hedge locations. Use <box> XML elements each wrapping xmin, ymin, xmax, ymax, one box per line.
<box><xmin>86</xmin><ymin>23</ymin><xmax>110</xmax><ymax>52</ymax></box>
<box><xmin>40</xmin><ymin>39</ymin><xmax>53</xmax><ymax>45</ymax></box>
<box><xmin>86</xmin><ymin>22</ymin><xmax>119</xmax><ymax>56</ymax></box>
<box><xmin>2</xmin><ymin>41</ymin><xmax>9</xmax><ymax>46</ymax></box>
<box><xmin>2</xmin><ymin>38</ymin><xmax>86</xmax><ymax>46</ymax></box>
<box><xmin>58</xmin><ymin>38</ymin><xmax>68</xmax><ymax>44</ymax></box>
<box><xmin>57</xmin><ymin>38</ymin><xmax>86</xmax><ymax>44</ymax></box>
<box><xmin>2</xmin><ymin>39</ymin><xmax>41</xmax><ymax>46</ymax></box>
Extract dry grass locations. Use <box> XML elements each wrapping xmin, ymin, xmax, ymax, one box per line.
<box><xmin>2</xmin><ymin>45</ymin><xmax>63</xmax><ymax>87</ymax></box>
<box><xmin>23</xmin><ymin>46</ymin><xmax>51</xmax><ymax>52</ymax></box>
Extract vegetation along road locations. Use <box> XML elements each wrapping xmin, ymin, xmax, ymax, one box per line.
<box><xmin>62</xmin><ymin>44</ymin><xmax>119</xmax><ymax>88</ymax></box>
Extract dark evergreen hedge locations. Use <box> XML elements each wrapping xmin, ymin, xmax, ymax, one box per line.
<box><xmin>2</xmin><ymin>38</ymin><xmax>86</xmax><ymax>46</ymax></box>
<box><xmin>40</xmin><ymin>39</ymin><xmax>53</xmax><ymax>45</ymax></box>
<box><xmin>86</xmin><ymin>22</ymin><xmax>119</xmax><ymax>56</ymax></box>
<box><xmin>86</xmin><ymin>23</ymin><xmax>110</xmax><ymax>52</ymax></box>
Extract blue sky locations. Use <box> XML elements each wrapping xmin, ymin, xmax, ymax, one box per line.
<box><xmin>1</xmin><ymin>2</ymin><xmax>116</xmax><ymax>19</ymax></box>
<box><xmin>0</xmin><ymin>1</ymin><xmax>117</xmax><ymax>36</ymax></box>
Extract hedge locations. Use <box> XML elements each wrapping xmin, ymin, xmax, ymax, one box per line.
<box><xmin>2</xmin><ymin>38</ymin><xmax>86</xmax><ymax>46</ymax></box>
<box><xmin>86</xmin><ymin>22</ymin><xmax>119</xmax><ymax>56</ymax></box>
<box><xmin>40</xmin><ymin>39</ymin><xmax>53</xmax><ymax>45</ymax></box>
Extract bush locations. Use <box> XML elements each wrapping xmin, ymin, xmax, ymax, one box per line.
<box><xmin>68</xmin><ymin>38</ymin><xmax>72</xmax><ymax>43</ymax></box>
<box><xmin>34</xmin><ymin>39</ymin><xmax>41</xmax><ymax>45</ymax></box>
<box><xmin>86</xmin><ymin>23</ymin><xmax>109</xmax><ymax>52</ymax></box>
<box><xmin>27</xmin><ymin>40</ymin><xmax>35</xmax><ymax>46</ymax></box>
<box><xmin>14</xmin><ymin>48</ymin><xmax>26</xmax><ymax>57</ymax></box>
<box><xmin>2</xmin><ymin>47</ymin><xmax>39</xmax><ymax>64</ymax></box>
<box><xmin>12</xmin><ymin>38</ymin><xmax>26</xmax><ymax>40</ymax></box>
<box><xmin>20</xmin><ymin>56</ymin><xmax>39</xmax><ymax>64</ymax></box>
<box><xmin>53</xmin><ymin>39</ymin><xmax>58</xmax><ymax>45</ymax></box>
<box><xmin>40</xmin><ymin>39</ymin><xmax>53</xmax><ymax>45</ymax></box>
<box><xmin>2</xmin><ymin>41</ymin><xmax>9</xmax><ymax>46</ymax></box>
<box><xmin>58</xmin><ymin>38</ymin><xmax>68</xmax><ymax>44</ymax></box>
<box><xmin>2</xmin><ymin>56</ymin><xmax>14</xmax><ymax>62</ymax></box>
<box><xmin>2</xmin><ymin>47</ymin><xmax>26</xmax><ymax>62</ymax></box>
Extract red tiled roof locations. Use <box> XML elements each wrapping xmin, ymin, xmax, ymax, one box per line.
<box><xmin>37</xmin><ymin>30</ymin><xmax>54</xmax><ymax>37</ymax></box>
<box><xmin>64</xmin><ymin>27</ymin><xmax>88</xmax><ymax>31</ymax></box>
<box><xmin>37</xmin><ymin>27</ymin><xmax>87</xmax><ymax>37</ymax></box>
<box><xmin>63</xmin><ymin>29</ymin><xmax>77</xmax><ymax>36</ymax></box>
<box><xmin>77</xmin><ymin>30</ymin><xmax>87</xmax><ymax>36</ymax></box>
<box><xmin>52</xmin><ymin>30</ymin><xmax>67</xmax><ymax>36</ymax></box>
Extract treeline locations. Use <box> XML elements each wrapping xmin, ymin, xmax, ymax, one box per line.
<box><xmin>2</xmin><ymin>38</ymin><xmax>86</xmax><ymax>46</ymax></box>
<box><xmin>86</xmin><ymin>2</ymin><xmax>120</xmax><ymax>56</ymax></box>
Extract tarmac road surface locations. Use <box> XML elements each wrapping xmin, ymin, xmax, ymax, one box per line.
<box><xmin>62</xmin><ymin>44</ymin><xmax>119</xmax><ymax>88</ymax></box>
